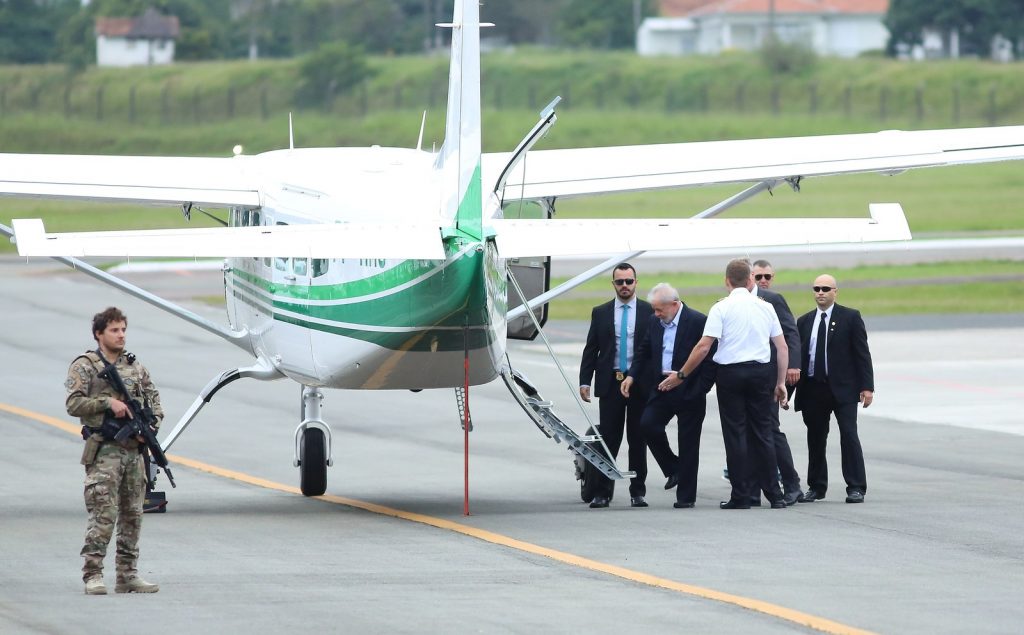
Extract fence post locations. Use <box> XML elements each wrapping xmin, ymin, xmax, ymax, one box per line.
<box><xmin>227</xmin><ymin>85</ymin><xmax>235</xmax><ymax>118</ymax></box>
<box><xmin>129</xmin><ymin>85</ymin><xmax>136</xmax><ymax>123</ymax></box>
<box><xmin>879</xmin><ymin>86</ymin><xmax>887</xmax><ymax>122</ymax></box>
<box><xmin>915</xmin><ymin>83</ymin><xmax>924</xmax><ymax>122</ymax></box>
<box><xmin>96</xmin><ymin>85</ymin><xmax>104</xmax><ymax>121</ymax></box>
<box><xmin>394</xmin><ymin>83</ymin><xmax>402</xmax><ymax>110</ymax></box>
<box><xmin>808</xmin><ymin>82</ymin><xmax>817</xmax><ymax>115</ymax></box>
<box><xmin>360</xmin><ymin>81</ymin><xmax>368</xmax><ymax>117</ymax></box>
<box><xmin>64</xmin><ymin>84</ymin><xmax>72</xmax><ymax>119</ymax></box>
<box><xmin>161</xmin><ymin>84</ymin><xmax>170</xmax><ymax>124</ymax></box>
<box><xmin>951</xmin><ymin>83</ymin><xmax>959</xmax><ymax>125</ymax></box>
<box><xmin>665</xmin><ymin>86</ymin><xmax>674</xmax><ymax>112</ymax></box>
<box><xmin>494</xmin><ymin>83</ymin><xmax>502</xmax><ymax>110</ymax></box>
<box><xmin>843</xmin><ymin>84</ymin><xmax>851</xmax><ymax>118</ymax></box>
<box><xmin>325</xmin><ymin>79</ymin><xmax>337</xmax><ymax>113</ymax></box>
<box><xmin>563</xmin><ymin>82</ymin><xmax>570</xmax><ymax>109</ymax></box>
<box><xmin>988</xmin><ymin>85</ymin><xmax>997</xmax><ymax>125</ymax></box>
<box><xmin>771</xmin><ymin>83</ymin><xmax>780</xmax><ymax>115</ymax></box>
<box><xmin>700</xmin><ymin>83</ymin><xmax>709</xmax><ymax>112</ymax></box>
<box><xmin>192</xmin><ymin>86</ymin><xmax>200</xmax><ymax>123</ymax></box>
<box><xmin>0</xmin><ymin>87</ymin><xmax>5</xmax><ymax>117</ymax></box>
<box><xmin>735</xmin><ymin>83</ymin><xmax>745</xmax><ymax>112</ymax></box>
<box><xmin>261</xmin><ymin>84</ymin><xmax>269</xmax><ymax>120</ymax></box>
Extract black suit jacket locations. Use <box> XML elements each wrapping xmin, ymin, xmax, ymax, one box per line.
<box><xmin>580</xmin><ymin>299</ymin><xmax>654</xmax><ymax>399</ymax></box>
<box><xmin>795</xmin><ymin>303</ymin><xmax>874</xmax><ymax>408</ymax></box>
<box><xmin>628</xmin><ymin>303</ymin><xmax>716</xmax><ymax>402</ymax></box>
<box><xmin>756</xmin><ymin>287</ymin><xmax>800</xmax><ymax>370</ymax></box>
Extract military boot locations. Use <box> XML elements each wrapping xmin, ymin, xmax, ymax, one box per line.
<box><xmin>84</xmin><ymin>577</ymin><xmax>107</xmax><ymax>595</ymax></box>
<box><xmin>115</xmin><ymin>576</ymin><xmax>159</xmax><ymax>593</ymax></box>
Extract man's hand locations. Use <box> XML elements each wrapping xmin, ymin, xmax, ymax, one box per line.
<box><xmin>108</xmin><ymin>398</ymin><xmax>133</xmax><ymax>419</ymax></box>
<box><xmin>579</xmin><ymin>386</ymin><xmax>591</xmax><ymax>403</ymax></box>
<box><xmin>620</xmin><ymin>377</ymin><xmax>634</xmax><ymax>398</ymax></box>
<box><xmin>786</xmin><ymin>369</ymin><xmax>801</xmax><ymax>386</ymax></box>
<box><xmin>658</xmin><ymin>374</ymin><xmax>681</xmax><ymax>392</ymax></box>
<box><xmin>774</xmin><ymin>384</ymin><xmax>789</xmax><ymax>409</ymax></box>
<box><xmin>860</xmin><ymin>390</ymin><xmax>874</xmax><ymax>408</ymax></box>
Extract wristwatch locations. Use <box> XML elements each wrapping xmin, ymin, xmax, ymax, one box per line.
<box><xmin>676</xmin><ymin>370</ymin><xmax>686</xmax><ymax>380</ymax></box>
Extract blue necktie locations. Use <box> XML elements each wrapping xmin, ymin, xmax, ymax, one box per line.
<box><xmin>619</xmin><ymin>305</ymin><xmax>630</xmax><ymax>371</ymax></box>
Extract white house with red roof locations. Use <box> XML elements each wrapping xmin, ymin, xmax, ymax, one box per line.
<box><xmin>638</xmin><ymin>0</ymin><xmax>889</xmax><ymax>58</ymax></box>
<box><xmin>95</xmin><ymin>8</ymin><xmax>180</xmax><ymax>67</ymax></box>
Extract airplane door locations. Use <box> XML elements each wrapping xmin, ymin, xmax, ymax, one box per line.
<box><xmin>271</xmin><ymin>254</ymin><xmax>315</xmax><ymax>379</ymax></box>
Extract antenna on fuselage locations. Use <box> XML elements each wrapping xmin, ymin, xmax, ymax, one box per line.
<box><xmin>288</xmin><ymin>112</ymin><xmax>295</xmax><ymax>150</ymax></box>
<box><xmin>417</xmin><ymin>111</ymin><xmax>427</xmax><ymax>152</ymax></box>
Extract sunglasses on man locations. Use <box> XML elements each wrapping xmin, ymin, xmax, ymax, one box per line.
<box><xmin>613</xmin><ymin>278</ymin><xmax>635</xmax><ymax>286</ymax></box>
<box><xmin>812</xmin><ymin>286</ymin><xmax>834</xmax><ymax>293</ymax></box>
<box><xmin>754</xmin><ymin>273</ymin><xmax>772</xmax><ymax>281</ymax></box>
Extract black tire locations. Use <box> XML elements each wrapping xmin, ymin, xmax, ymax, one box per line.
<box><xmin>299</xmin><ymin>427</ymin><xmax>328</xmax><ymax>497</ymax></box>
<box><xmin>578</xmin><ymin>426</ymin><xmax>603</xmax><ymax>503</ymax></box>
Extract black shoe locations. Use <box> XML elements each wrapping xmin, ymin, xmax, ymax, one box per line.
<box><xmin>845</xmin><ymin>490</ymin><xmax>864</xmax><ymax>504</ymax></box>
<box><xmin>719</xmin><ymin>499</ymin><xmax>751</xmax><ymax>510</ymax></box>
<box><xmin>770</xmin><ymin>500</ymin><xmax>787</xmax><ymax>509</ymax></box>
<box><xmin>783</xmin><ymin>490</ymin><xmax>804</xmax><ymax>506</ymax></box>
<box><xmin>664</xmin><ymin>474</ymin><xmax>679</xmax><ymax>490</ymax></box>
<box><xmin>800</xmin><ymin>489</ymin><xmax>824</xmax><ymax>502</ymax></box>
<box><xmin>673</xmin><ymin>501</ymin><xmax>695</xmax><ymax>509</ymax></box>
<box><xmin>589</xmin><ymin>496</ymin><xmax>610</xmax><ymax>509</ymax></box>
<box><xmin>630</xmin><ymin>496</ymin><xmax>648</xmax><ymax>508</ymax></box>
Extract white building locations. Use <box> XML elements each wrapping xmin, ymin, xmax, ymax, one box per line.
<box><xmin>638</xmin><ymin>0</ymin><xmax>890</xmax><ymax>58</ymax></box>
<box><xmin>95</xmin><ymin>8</ymin><xmax>180</xmax><ymax>67</ymax></box>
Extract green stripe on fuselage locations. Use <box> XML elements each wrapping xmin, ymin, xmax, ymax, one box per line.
<box><xmin>455</xmin><ymin>162</ymin><xmax>483</xmax><ymax>240</ymax></box>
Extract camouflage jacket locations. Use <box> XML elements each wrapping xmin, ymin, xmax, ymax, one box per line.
<box><xmin>65</xmin><ymin>350</ymin><xmax>164</xmax><ymax>431</ymax></box>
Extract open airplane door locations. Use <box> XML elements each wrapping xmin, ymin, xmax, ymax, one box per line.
<box><xmin>504</xmin><ymin>200</ymin><xmax>550</xmax><ymax>341</ymax></box>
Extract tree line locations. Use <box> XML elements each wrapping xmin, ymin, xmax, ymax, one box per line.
<box><xmin>0</xmin><ymin>0</ymin><xmax>655</xmax><ymax>65</ymax></box>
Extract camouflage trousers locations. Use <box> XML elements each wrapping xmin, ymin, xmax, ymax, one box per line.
<box><xmin>81</xmin><ymin>443</ymin><xmax>146</xmax><ymax>582</ymax></box>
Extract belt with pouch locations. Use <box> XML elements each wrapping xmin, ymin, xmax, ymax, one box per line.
<box><xmin>614</xmin><ymin>370</ymin><xmax>625</xmax><ymax>382</ymax></box>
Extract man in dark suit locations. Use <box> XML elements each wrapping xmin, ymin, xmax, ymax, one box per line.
<box><xmin>620</xmin><ymin>283</ymin><xmax>715</xmax><ymax>509</ymax></box>
<box><xmin>750</xmin><ymin>261</ymin><xmax>806</xmax><ymax>506</ymax></box>
<box><xmin>579</xmin><ymin>263</ymin><xmax>653</xmax><ymax>508</ymax></box>
<box><xmin>794</xmin><ymin>274</ymin><xmax>875</xmax><ymax>504</ymax></box>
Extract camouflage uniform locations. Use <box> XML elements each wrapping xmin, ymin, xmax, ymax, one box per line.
<box><xmin>66</xmin><ymin>350</ymin><xmax>163</xmax><ymax>584</ymax></box>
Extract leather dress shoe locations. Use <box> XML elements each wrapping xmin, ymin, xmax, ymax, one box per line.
<box><xmin>719</xmin><ymin>499</ymin><xmax>751</xmax><ymax>509</ymax></box>
<box><xmin>673</xmin><ymin>501</ymin><xmax>695</xmax><ymax>509</ymax></box>
<box><xmin>845</xmin><ymin>490</ymin><xmax>865</xmax><ymax>504</ymax></box>
<box><xmin>769</xmin><ymin>500</ymin><xmax>787</xmax><ymax>509</ymax></box>
<box><xmin>664</xmin><ymin>474</ymin><xmax>679</xmax><ymax>490</ymax></box>
<box><xmin>589</xmin><ymin>496</ymin><xmax>610</xmax><ymax>509</ymax></box>
<box><xmin>783</xmin><ymin>490</ymin><xmax>804</xmax><ymax>506</ymax></box>
<box><xmin>800</xmin><ymin>489</ymin><xmax>824</xmax><ymax>502</ymax></box>
<box><xmin>630</xmin><ymin>496</ymin><xmax>648</xmax><ymax>508</ymax></box>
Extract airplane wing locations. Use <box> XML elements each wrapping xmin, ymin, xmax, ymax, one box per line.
<box><xmin>483</xmin><ymin>126</ymin><xmax>1024</xmax><ymax>201</ymax></box>
<box><xmin>10</xmin><ymin>219</ymin><xmax>446</xmax><ymax>260</ymax></box>
<box><xmin>0</xmin><ymin>153</ymin><xmax>260</xmax><ymax>207</ymax></box>
<box><xmin>492</xmin><ymin>204</ymin><xmax>911</xmax><ymax>259</ymax></box>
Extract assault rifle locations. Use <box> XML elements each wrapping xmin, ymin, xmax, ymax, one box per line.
<box><xmin>97</xmin><ymin>358</ymin><xmax>176</xmax><ymax>489</ymax></box>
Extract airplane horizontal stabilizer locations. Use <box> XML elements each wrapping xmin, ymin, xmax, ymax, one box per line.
<box><xmin>11</xmin><ymin>219</ymin><xmax>446</xmax><ymax>259</ymax></box>
<box><xmin>491</xmin><ymin>203</ymin><xmax>911</xmax><ymax>258</ymax></box>
<box><xmin>485</xmin><ymin>126</ymin><xmax>1024</xmax><ymax>201</ymax></box>
<box><xmin>0</xmin><ymin>154</ymin><xmax>260</xmax><ymax>207</ymax></box>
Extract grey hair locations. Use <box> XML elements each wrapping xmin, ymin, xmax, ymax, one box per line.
<box><xmin>647</xmin><ymin>282</ymin><xmax>679</xmax><ymax>304</ymax></box>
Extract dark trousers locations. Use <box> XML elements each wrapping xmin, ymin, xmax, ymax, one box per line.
<box><xmin>641</xmin><ymin>391</ymin><xmax>706</xmax><ymax>504</ymax></box>
<box><xmin>747</xmin><ymin>391</ymin><xmax>802</xmax><ymax>501</ymax></box>
<box><xmin>717</xmin><ymin>363</ymin><xmax>783</xmax><ymax>504</ymax></box>
<box><xmin>595</xmin><ymin>386</ymin><xmax>649</xmax><ymax>498</ymax></box>
<box><xmin>799</xmin><ymin>380</ymin><xmax>867</xmax><ymax>495</ymax></box>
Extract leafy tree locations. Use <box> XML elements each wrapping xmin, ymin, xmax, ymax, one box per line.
<box><xmin>886</xmin><ymin>0</ymin><xmax>999</xmax><ymax>57</ymax></box>
<box><xmin>295</xmin><ymin>40</ymin><xmax>373</xmax><ymax>107</ymax></box>
<box><xmin>0</xmin><ymin>0</ymin><xmax>78</xmax><ymax>63</ymax></box>
<box><xmin>559</xmin><ymin>0</ymin><xmax>654</xmax><ymax>49</ymax></box>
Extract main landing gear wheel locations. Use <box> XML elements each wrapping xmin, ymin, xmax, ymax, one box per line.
<box><xmin>577</xmin><ymin>426</ymin><xmax>603</xmax><ymax>503</ymax></box>
<box><xmin>299</xmin><ymin>427</ymin><xmax>328</xmax><ymax>497</ymax></box>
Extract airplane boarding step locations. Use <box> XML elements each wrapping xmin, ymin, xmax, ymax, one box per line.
<box><xmin>499</xmin><ymin>364</ymin><xmax>635</xmax><ymax>482</ymax></box>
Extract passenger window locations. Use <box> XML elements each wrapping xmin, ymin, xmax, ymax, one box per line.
<box><xmin>312</xmin><ymin>259</ymin><xmax>329</xmax><ymax>278</ymax></box>
<box><xmin>252</xmin><ymin>211</ymin><xmax>261</xmax><ymax>226</ymax></box>
<box><xmin>242</xmin><ymin>210</ymin><xmax>251</xmax><ymax>227</ymax></box>
<box><xmin>293</xmin><ymin>258</ymin><xmax>308</xmax><ymax>277</ymax></box>
<box><xmin>274</xmin><ymin>257</ymin><xmax>288</xmax><ymax>272</ymax></box>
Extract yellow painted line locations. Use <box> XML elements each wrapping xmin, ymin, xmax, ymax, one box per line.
<box><xmin>4</xmin><ymin>401</ymin><xmax>875</xmax><ymax>635</ymax></box>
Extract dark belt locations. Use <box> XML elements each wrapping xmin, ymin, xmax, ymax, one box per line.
<box><xmin>721</xmin><ymin>360</ymin><xmax>766</xmax><ymax>367</ymax></box>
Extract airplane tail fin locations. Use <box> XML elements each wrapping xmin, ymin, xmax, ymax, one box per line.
<box><xmin>437</xmin><ymin>0</ymin><xmax>483</xmax><ymax>241</ymax></box>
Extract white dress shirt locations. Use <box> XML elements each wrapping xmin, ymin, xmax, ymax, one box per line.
<box><xmin>704</xmin><ymin>287</ymin><xmax>782</xmax><ymax>364</ymax></box>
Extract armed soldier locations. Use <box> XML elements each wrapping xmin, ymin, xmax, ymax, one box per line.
<box><xmin>66</xmin><ymin>307</ymin><xmax>163</xmax><ymax>595</ymax></box>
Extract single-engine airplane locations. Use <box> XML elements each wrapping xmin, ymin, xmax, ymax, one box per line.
<box><xmin>4</xmin><ymin>0</ymin><xmax>1024</xmax><ymax>497</ymax></box>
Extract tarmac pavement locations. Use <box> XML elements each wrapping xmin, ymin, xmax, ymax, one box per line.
<box><xmin>1</xmin><ymin>259</ymin><xmax>1023</xmax><ymax>634</ymax></box>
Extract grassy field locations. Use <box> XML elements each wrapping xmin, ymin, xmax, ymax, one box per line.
<box><xmin>548</xmin><ymin>260</ymin><xmax>1024</xmax><ymax>319</ymax></box>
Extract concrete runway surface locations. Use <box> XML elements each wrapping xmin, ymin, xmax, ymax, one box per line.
<box><xmin>1</xmin><ymin>259</ymin><xmax>1022</xmax><ymax>635</ymax></box>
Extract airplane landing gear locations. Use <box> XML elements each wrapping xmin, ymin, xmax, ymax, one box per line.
<box><xmin>294</xmin><ymin>386</ymin><xmax>332</xmax><ymax>497</ymax></box>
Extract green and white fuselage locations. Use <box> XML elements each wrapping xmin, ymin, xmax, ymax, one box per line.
<box><xmin>224</xmin><ymin>146</ymin><xmax>506</xmax><ymax>390</ymax></box>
